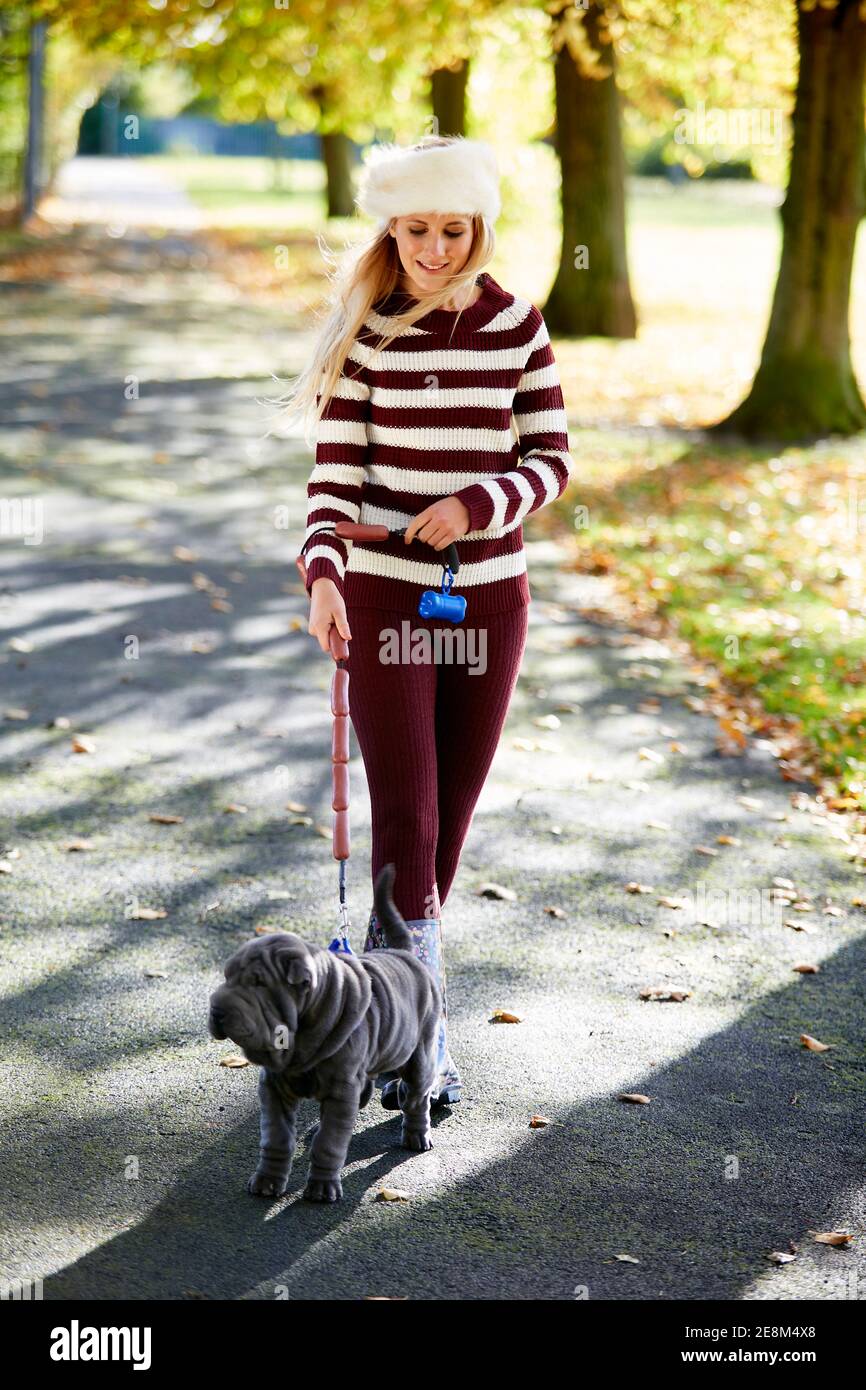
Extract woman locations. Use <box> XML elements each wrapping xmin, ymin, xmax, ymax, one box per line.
<box><xmin>287</xmin><ymin>135</ymin><xmax>573</xmax><ymax>1110</ymax></box>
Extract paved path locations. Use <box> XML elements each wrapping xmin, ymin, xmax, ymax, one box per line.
<box><xmin>1</xmin><ymin>162</ymin><xmax>864</xmax><ymax>1301</ymax></box>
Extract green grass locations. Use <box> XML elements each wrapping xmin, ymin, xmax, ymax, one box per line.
<box><xmin>554</xmin><ymin>432</ymin><xmax>866</xmax><ymax>804</ymax></box>
<box><xmin>137</xmin><ymin>155</ymin><xmax>340</xmax><ymax>231</ymax></box>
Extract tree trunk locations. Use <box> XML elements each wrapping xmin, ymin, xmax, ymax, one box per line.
<box><xmin>716</xmin><ymin>0</ymin><xmax>866</xmax><ymax>440</ymax></box>
<box><xmin>544</xmin><ymin>1</ymin><xmax>636</xmax><ymax>338</ymax></box>
<box><xmin>23</xmin><ymin>19</ymin><xmax>46</xmax><ymax>222</ymax></box>
<box><xmin>431</xmin><ymin>62</ymin><xmax>468</xmax><ymax>137</ymax></box>
<box><xmin>321</xmin><ymin>130</ymin><xmax>355</xmax><ymax>218</ymax></box>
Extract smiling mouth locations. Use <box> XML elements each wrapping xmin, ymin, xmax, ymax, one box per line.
<box><xmin>417</xmin><ymin>260</ymin><xmax>449</xmax><ymax>272</ymax></box>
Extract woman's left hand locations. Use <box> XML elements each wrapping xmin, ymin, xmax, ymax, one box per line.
<box><xmin>404</xmin><ymin>497</ymin><xmax>471</xmax><ymax>551</ymax></box>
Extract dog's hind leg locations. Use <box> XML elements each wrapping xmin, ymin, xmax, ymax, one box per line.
<box><xmin>398</xmin><ymin>1037</ymin><xmax>436</xmax><ymax>1153</ymax></box>
<box><xmin>248</xmin><ymin>1069</ymin><xmax>300</xmax><ymax>1198</ymax></box>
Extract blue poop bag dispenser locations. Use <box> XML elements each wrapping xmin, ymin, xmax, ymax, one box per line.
<box><xmin>418</xmin><ymin>563</ymin><xmax>466</xmax><ymax>623</ymax></box>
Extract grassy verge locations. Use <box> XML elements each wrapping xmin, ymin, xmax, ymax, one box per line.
<box><xmin>554</xmin><ymin>430</ymin><xmax>866</xmax><ymax>806</ymax></box>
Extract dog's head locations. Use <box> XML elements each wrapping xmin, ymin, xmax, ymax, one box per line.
<box><xmin>208</xmin><ymin>933</ymin><xmax>318</xmax><ymax>1072</ymax></box>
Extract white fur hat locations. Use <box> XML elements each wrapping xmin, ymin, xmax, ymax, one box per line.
<box><xmin>355</xmin><ymin>137</ymin><xmax>501</xmax><ymax>225</ymax></box>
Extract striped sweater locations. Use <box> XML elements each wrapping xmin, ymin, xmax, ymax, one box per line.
<box><xmin>302</xmin><ymin>271</ymin><xmax>573</xmax><ymax>616</ymax></box>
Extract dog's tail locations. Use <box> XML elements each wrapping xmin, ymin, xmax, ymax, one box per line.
<box><xmin>372</xmin><ymin>862</ymin><xmax>413</xmax><ymax>951</ymax></box>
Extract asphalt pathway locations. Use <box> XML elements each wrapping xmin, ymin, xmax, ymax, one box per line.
<box><xmin>1</xmin><ymin>160</ymin><xmax>864</xmax><ymax>1302</ymax></box>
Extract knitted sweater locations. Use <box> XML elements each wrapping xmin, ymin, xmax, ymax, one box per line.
<box><xmin>302</xmin><ymin>271</ymin><xmax>573</xmax><ymax>616</ymax></box>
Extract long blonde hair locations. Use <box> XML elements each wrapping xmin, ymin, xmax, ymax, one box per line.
<box><xmin>266</xmin><ymin>135</ymin><xmax>497</xmax><ymax>449</ymax></box>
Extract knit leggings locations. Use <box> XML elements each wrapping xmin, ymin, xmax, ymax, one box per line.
<box><xmin>344</xmin><ymin>603</ymin><xmax>529</xmax><ymax>922</ymax></box>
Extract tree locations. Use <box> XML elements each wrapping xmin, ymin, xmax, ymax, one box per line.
<box><xmin>543</xmin><ymin>1</ymin><xmax>637</xmax><ymax>337</ymax></box>
<box><xmin>716</xmin><ymin>0</ymin><xmax>866</xmax><ymax>439</ymax></box>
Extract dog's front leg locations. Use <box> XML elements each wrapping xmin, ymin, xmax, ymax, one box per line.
<box><xmin>303</xmin><ymin>1085</ymin><xmax>361</xmax><ymax>1203</ymax></box>
<box><xmin>248</xmin><ymin>1069</ymin><xmax>299</xmax><ymax>1198</ymax></box>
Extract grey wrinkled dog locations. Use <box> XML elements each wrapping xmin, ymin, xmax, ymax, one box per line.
<box><xmin>208</xmin><ymin>862</ymin><xmax>441</xmax><ymax>1203</ymax></box>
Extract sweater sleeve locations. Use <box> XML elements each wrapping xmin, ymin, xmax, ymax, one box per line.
<box><xmin>452</xmin><ymin>307</ymin><xmax>573</xmax><ymax>536</ymax></box>
<box><xmin>302</xmin><ymin>344</ymin><xmax>370</xmax><ymax>600</ymax></box>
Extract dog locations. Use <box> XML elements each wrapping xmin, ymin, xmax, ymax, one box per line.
<box><xmin>208</xmin><ymin>863</ymin><xmax>441</xmax><ymax>1202</ymax></box>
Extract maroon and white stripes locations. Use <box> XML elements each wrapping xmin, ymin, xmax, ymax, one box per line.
<box><xmin>303</xmin><ymin>272</ymin><xmax>573</xmax><ymax>615</ymax></box>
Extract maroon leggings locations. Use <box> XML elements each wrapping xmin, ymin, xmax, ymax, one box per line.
<box><xmin>344</xmin><ymin>604</ymin><xmax>529</xmax><ymax>921</ymax></box>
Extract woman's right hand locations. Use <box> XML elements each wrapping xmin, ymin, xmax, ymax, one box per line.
<box><xmin>308</xmin><ymin>576</ymin><xmax>352</xmax><ymax>653</ymax></box>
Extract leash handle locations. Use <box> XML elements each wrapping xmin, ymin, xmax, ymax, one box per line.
<box><xmin>330</xmin><ymin>625</ymin><xmax>350</xmax><ymax>864</ymax></box>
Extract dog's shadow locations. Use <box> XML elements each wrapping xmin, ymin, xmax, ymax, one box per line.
<box><xmin>43</xmin><ymin>1103</ymin><xmax>454</xmax><ymax>1301</ymax></box>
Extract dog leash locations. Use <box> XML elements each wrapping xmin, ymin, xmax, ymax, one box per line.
<box><xmin>299</xmin><ymin>521</ymin><xmax>466</xmax><ymax>623</ymax></box>
<box><xmin>295</xmin><ymin>521</ymin><xmax>465</xmax><ymax>958</ymax></box>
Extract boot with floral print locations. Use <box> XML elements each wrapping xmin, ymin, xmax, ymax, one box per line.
<box><xmin>364</xmin><ymin>914</ymin><xmax>461</xmax><ymax>1111</ymax></box>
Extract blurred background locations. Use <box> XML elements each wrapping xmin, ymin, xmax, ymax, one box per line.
<box><xmin>3</xmin><ymin>2</ymin><xmax>866</xmax><ymax>1306</ymax></box>
<box><xmin>2</xmin><ymin>1</ymin><xmax>866</xmax><ymax>803</ymax></box>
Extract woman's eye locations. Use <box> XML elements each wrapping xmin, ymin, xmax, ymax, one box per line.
<box><xmin>409</xmin><ymin>229</ymin><xmax>464</xmax><ymax>238</ymax></box>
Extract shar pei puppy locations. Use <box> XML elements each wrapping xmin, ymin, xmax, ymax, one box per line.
<box><xmin>208</xmin><ymin>863</ymin><xmax>441</xmax><ymax>1203</ymax></box>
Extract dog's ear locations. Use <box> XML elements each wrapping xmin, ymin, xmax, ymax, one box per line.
<box><xmin>278</xmin><ymin>946</ymin><xmax>314</xmax><ymax>991</ymax></box>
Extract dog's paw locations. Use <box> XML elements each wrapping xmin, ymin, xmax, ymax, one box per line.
<box><xmin>247</xmin><ymin>1168</ymin><xmax>290</xmax><ymax>1198</ymax></box>
<box><xmin>401</xmin><ymin>1128</ymin><xmax>433</xmax><ymax>1153</ymax></box>
<box><xmin>303</xmin><ymin>1176</ymin><xmax>343</xmax><ymax>1203</ymax></box>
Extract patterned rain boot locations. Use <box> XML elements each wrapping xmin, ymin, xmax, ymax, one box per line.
<box><xmin>375</xmin><ymin>915</ymin><xmax>462</xmax><ymax>1111</ymax></box>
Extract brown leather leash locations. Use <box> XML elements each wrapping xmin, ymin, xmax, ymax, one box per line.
<box><xmin>295</xmin><ymin>548</ymin><xmax>353</xmax><ymax>955</ymax></box>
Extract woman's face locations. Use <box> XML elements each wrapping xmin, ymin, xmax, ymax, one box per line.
<box><xmin>389</xmin><ymin>213</ymin><xmax>474</xmax><ymax>296</ymax></box>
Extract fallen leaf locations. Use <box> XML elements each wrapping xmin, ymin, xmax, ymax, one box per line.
<box><xmin>544</xmin><ymin>905</ymin><xmax>565</xmax><ymax>918</ymax></box>
<box><xmin>490</xmin><ymin>1009</ymin><xmax>521</xmax><ymax>1023</ymax></box>
<box><xmin>129</xmin><ymin>907</ymin><xmax>167</xmax><ymax>921</ymax></box>
<box><xmin>144</xmin><ymin>969</ymin><xmax>168</xmax><ymax>979</ymax></box>
<box><xmin>645</xmin><ymin>820</ymin><xmax>671</xmax><ymax>832</ymax></box>
<box><xmin>173</xmin><ymin>546</ymin><xmax>198</xmax><ymax>563</ymax></box>
<box><xmin>8</xmin><ymin>637</ymin><xmax>32</xmax><ymax>653</ymax></box>
<box><xmin>219</xmin><ymin>1054</ymin><xmax>250</xmax><ymax>1069</ymax></box>
<box><xmin>767</xmin><ymin>1251</ymin><xmax>797</xmax><ymax>1265</ymax></box>
<box><xmin>718</xmin><ymin>717</ymin><xmax>747</xmax><ymax>749</ymax></box>
<box><xmin>657</xmin><ymin>896</ymin><xmax>688</xmax><ymax>910</ymax></box>
<box><xmin>528</xmin><ymin>1115</ymin><xmax>550</xmax><ymax>1128</ymax></box>
<box><xmin>800</xmin><ymin>1033</ymin><xmax>832</xmax><ymax>1052</ymax></box>
<box><xmin>533</xmin><ymin>714</ymin><xmax>561</xmax><ymax>730</ymax></box>
<box><xmin>784</xmin><ymin>919</ymin><xmax>817</xmax><ymax>933</ymax></box>
<box><xmin>639</xmin><ymin>987</ymin><xmax>692</xmax><ymax>1002</ymax></box>
<box><xmin>811</xmin><ymin>1231</ymin><xmax>852</xmax><ymax>1247</ymax></box>
<box><xmin>638</xmin><ymin>746</ymin><xmax>664</xmax><ymax>764</ymax></box>
<box><xmin>615</xmin><ymin>1254</ymin><xmax>640</xmax><ymax>1264</ymax></box>
<box><xmin>792</xmin><ymin>964</ymin><xmax>819</xmax><ymax>974</ymax></box>
<box><xmin>223</xmin><ymin>803</ymin><xmax>248</xmax><ymax>815</ymax></box>
<box><xmin>716</xmin><ymin>835</ymin><xmax>741</xmax><ymax>846</ymax></box>
<box><xmin>477</xmin><ymin>883</ymin><xmax>516</xmax><ymax>901</ymax></box>
<box><xmin>376</xmin><ymin>1188</ymin><xmax>412</xmax><ymax>1202</ymax></box>
<box><xmin>618</xmin><ymin>1093</ymin><xmax>651</xmax><ymax>1104</ymax></box>
<box><xmin>738</xmin><ymin>796</ymin><xmax>763</xmax><ymax>811</ymax></box>
<box><xmin>62</xmin><ymin>838</ymin><xmax>93</xmax><ymax>852</ymax></box>
<box><xmin>71</xmin><ymin>735</ymin><xmax>96</xmax><ymax>754</ymax></box>
<box><xmin>625</xmin><ymin>881</ymin><xmax>655</xmax><ymax>895</ymax></box>
<box><xmin>48</xmin><ymin>716</ymin><xmax>71</xmax><ymax>729</ymax></box>
<box><xmin>694</xmin><ymin>845</ymin><xmax>720</xmax><ymax>857</ymax></box>
<box><xmin>285</xmin><ymin>801</ymin><xmax>308</xmax><ymax>813</ymax></box>
<box><xmin>149</xmin><ymin>813</ymin><xmax>184</xmax><ymax>825</ymax></box>
<box><xmin>773</xmin><ymin>877</ymin><xmax>796</xmax><ymax>891</ymax></box>
<box><xmin>4</xmin><ymin>708</ymin><xmax>30</xmax><ymax>721</ymax></box>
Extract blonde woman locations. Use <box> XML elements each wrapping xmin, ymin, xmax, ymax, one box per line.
<box><xmin>288</xmin><ymin>136</ymin><xmax>573</xmax><ymax>1110</ymax></box>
